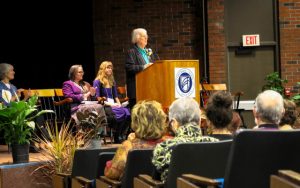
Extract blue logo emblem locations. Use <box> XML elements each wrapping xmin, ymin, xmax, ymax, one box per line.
<box><xmin>175</xmin><ymin>68</ymin><xmax>195</xmax><ymax>97</ymax></box>
<box><xmin>178</xmin><ymin>72</ymin><xmax>192</xmax><ymax>93</ymax></box>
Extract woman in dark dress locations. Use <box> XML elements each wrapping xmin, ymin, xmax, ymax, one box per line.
<box><xmin>205</xmin><ymin>91</ymin><xmax>234</xmax><ymax>140</ymax></box>
<box><xmin>93</xmin><ymin>61</ymin><xmax>130</xmax><ymax>143</ymax></box>
<box><xmin>125</xmin><ymin>28</ymin><xmax>157</xmax><ymax>108</ymax></box>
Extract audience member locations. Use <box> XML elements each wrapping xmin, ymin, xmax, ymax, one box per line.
<box><xmin>0</xmin><ymin>63</ymin><xmax>30</xmax><ymax>106</ymax></box>
<box><xmin>205</xmin><ymin>91</ymin><xmax>233</xmax><ymax>140</ymax></box>
<box><xmin>253</xmin><ymin>90</ymin><xmax>284</xmax><ymax>129</ymax></box>
<box><xmin>125</xmin><ymin>28</ymin><xmax>157</xmax><ymax>108</ymax></box>
<box><xmin>93</xmin><ymin>61</ymin><xmax>130</xmax><ymax>143</ymax></box>
<box><xmin>279</xmin><ymin>99</ymin><xmax>297</xmax><ymax>130</ymax></box>
<box><xmin>104</xmin><ymin>100</ymin><xmax>171</xmax><ymax>180</ymax></box>
<box><xmin>228</xmin><ymin>111</ymin><xmax>242</xmax><ymax>134</ymax></box>
<box><xmin>152</xmin><ymin>97</ymin><xmax>218</xmax><ymax>182</ymax></box>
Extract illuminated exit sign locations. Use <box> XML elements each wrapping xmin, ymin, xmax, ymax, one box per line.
<box><xmin>242</xmin><ymin>34</ymin><xmax>260</xmax><ymax>47</ymax></box>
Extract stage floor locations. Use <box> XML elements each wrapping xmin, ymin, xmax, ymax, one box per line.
<box><xmin>0</xmin><ymin>141</ymin><xmax>120</xmax><ymax>165</ymax></box>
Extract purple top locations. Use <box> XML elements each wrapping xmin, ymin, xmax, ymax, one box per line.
<box><xmin>93</xmin><ymin>79</ymin><xmax>118</xmax><ymax>100</ymax></box>
<box><xmin>62</xmin><ymin>80</ymin><xmax>83</xmax><ymax>103</ymax></box>
<box><xmin>62</xmin><ymin>80</ymin><xmax>97</xmax><ymax>113</ymax></box>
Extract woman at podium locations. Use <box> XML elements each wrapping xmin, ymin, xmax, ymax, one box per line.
<box><xmin>125</xmin><ymin>28</ymin><xmax>157</xmax><ymax>108</ymax></box>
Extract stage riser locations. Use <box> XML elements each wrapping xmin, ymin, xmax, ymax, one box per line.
<box><xmin>0</xmin><ymin>162</ymin><xmax>51</xmax><ymax>188</ymax></box>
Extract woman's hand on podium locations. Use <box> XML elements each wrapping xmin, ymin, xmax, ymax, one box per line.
<box><xmin>143</xmin><ymin>63</ymin><xmax>153</xmax><ymax>69</ymax></box>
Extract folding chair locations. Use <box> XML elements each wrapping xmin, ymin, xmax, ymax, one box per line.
<box><xmin>53</xmin><ymin>88</ymin><xmax>73</xmax><ymax>124</ymax></box>
<box><xmin>24</xmin><ymin>89</ymin><xmax>56</xmax><ymax>124</ymax></box>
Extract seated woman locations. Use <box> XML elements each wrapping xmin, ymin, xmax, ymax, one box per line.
<box><xmin>279</xmin><ymin>99</ymin><xmax>297</xmax><ymax>130</ymax></box>
<box><xmin>104</xmin><ymin>100</ymin><xmax>172</xmax><ymax>180</ymax></box>
<box><xmin>205</xmin><ymin>91</ymin><xmax>234</xmax><ymax>140</ymax></box>
<box><xmin>0</xmin><ymin>63</ymin><xmax>30</xmax><ymax>106</ymax></box>
<box><xmin>93</xmin><ymin>61</ymin><xmax>130</xmax><ymax>143</ymax></box>
<box><xmin>62</xmin><ymin>65</ymin><xmax>105</xmax><ymax>134</ymax></box>
<box><xmin>152</xmin><ymin>97</ymin><xmax>218</xmax><ymax>182</ymax></box>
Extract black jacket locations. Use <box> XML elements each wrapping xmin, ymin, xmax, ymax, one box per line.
<box><xmin>125</xmin><ymin>45</ymin><xmax>156</xmax><ymax>99</ymax></box>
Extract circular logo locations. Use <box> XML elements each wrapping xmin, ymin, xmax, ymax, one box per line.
<box><xmin>175</xmin><ymin>68</ymin><xmax>194</xmax><ymax>97</ymax></box>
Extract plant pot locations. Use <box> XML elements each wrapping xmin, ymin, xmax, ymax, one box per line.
<box><xmin>11</xmin><ymin>143</ymin><xmax>30</xmax><ymax>163</ymax></box>
<box><xmin>52</xmin><ymin>173</ymin><xmax>70</xmax><ymax>188</ymax></box>
<box><xmin>87</xmin><ymin>138</ymin><xmax>101</xmax><ymax>149</ymax></box>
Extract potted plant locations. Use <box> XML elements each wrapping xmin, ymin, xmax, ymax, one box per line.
<box><xmin>0</xmin><ymin>95</ymin><xmax>53</xmax><ymax>163</ymax></box>
<box><xmin>33</xmin><ymin>120</ymin><xmax>91</xmax><ymax>188</ymax></box>
<box><xmin>262</xmin><ymin>72</ymin><xmax>288</xmax><ymax>95</ymax></box>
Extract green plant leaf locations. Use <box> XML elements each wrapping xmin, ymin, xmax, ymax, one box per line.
<box><xmin>26</xmin><ymin>121</ymin><xmax>35</xmax><ymax>129</ymax></box>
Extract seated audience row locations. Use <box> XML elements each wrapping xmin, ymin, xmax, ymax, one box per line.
<box><xmin>103</xmin><ymin>89</ymin><xmax>298</xmax><ymax>185</ymax></box>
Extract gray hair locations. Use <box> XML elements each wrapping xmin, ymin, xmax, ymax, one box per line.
<box><xmin>131</xmin><ymin>28</ymin><xmax>147</xmax><ymax>44</ymax></box>
<box><xmin>68</xmin><ymin>64</ymin><xmax>82</xmax><ymax>81</ymax></box>
<box><xmin>255</xmin><ymin>90</ymin><xmax>284</xmax><ymax>124</ymax></box>
<box><xmin>169</xmin><ymin>97</ymin><xmax>201</xmax><ymax>126</ymax></box>
<box><xmin>0</xmin><ymin>63</ymin><xmax>13</xmax><ymax>80</ymax></box>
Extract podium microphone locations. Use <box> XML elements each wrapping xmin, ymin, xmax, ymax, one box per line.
<box><xmin>147</xmin><ymin>43</ymin><xmax>160</xmax><ymax>61</ymax></box>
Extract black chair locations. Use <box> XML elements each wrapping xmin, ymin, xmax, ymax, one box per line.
<box><xmin>54</xmin><ymin>147</ymin><xmax>117</xmax><ymax>188</ymax></box>
<box><xmin>179</xmin><ymin>130</ymin><xmax>300</xmax><ymax>188</ymax></box>
<box><xmin>96</xmin><ymin>152</ymin><xmax>116</xmax><ymax>177</ymax></box>
<box><xmin>97</xmin><ymin>149</ymin><xmax>154</xmax><ymax>188</ymax></box>
<box><xmin>135</xmin><ymin>140</ymin><xmax>232</xmax><ymax>188</ymax></box>
<box><xmin>72</xmin><ymin>148</ymin><xmax>117</xmax><ymax>180</ymax></box>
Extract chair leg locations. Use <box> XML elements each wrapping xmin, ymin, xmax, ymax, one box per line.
<box><xmin>238</xmin><ymin>110</ymin><xmax>247</xmax><ymax>129</ymax></box>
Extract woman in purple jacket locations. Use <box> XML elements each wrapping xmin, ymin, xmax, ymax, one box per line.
<box><xmin>62</xmin><ymin>65</ymin><xmax>105</xmax><ymax>137</ymax></box>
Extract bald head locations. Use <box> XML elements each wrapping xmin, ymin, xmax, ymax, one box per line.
<box><xmin>254</xmin><ymin>90</ymin><xmax>284</xmax><ymax>124</ymax></box>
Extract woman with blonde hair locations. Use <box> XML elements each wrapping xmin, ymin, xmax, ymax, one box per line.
<box><xmin>104</xmin><ymin>100</ymin><xmax>172</xmax><ymax>180</ymax></box>
<box><xmin>93</xmin><ymin>61</ymin><xmax>130</xmax><ymax>143</ymax></box>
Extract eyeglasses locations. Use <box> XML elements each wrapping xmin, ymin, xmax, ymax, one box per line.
<box><xmin>77</xmin><ymin>71</ymin><xmax>84</xmax><ymax>74</ymax></box>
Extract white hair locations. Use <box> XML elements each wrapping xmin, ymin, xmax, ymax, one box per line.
<box><xmin>169</xmin><ymin>97</ymin><xmax>201</xmax><ymax>126</ymax></box>
<box><xmin>255</xmin><ymin>90</ymin><xmax>284</xmax><ymax>124</ymax></box>
<box><xmin>131</xmin><ymin>28</ymin><xmax>147</xmax><ymax>44</ymax></box>
<box><xmin>0</xmin><ymin>63</ymin><xmax>13</xmax><ymax>80</ymax></box>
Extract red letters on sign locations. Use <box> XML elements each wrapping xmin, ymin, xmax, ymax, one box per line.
<box><xmin>246</xmin><ymin>36</ymin><xmax>257</xmax><ymax>45</ymax></box>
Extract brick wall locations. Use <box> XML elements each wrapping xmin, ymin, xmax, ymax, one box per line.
<box><xmin>207</xmin><ymin>0</ymin><xmax>226</xmax><ymax>84</ymax></box>
<box><xmin>93</xmin><ymin>0</ymin><xmax>204</xmax><ymax>86</ymax></box>
<box><xmin>279</xmin><ymin>0</ymin><xmax>300</xmax><ymax>93</ymax></box>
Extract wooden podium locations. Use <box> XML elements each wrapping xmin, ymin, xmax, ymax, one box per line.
<box><xmin>136</xmin><ymin>60</ymin><xmax>200</xmax><ymax>108</ymax></box>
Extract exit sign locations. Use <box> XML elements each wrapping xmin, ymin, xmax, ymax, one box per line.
<box><xmin>242</xmin><ymin>34</ymin><xmax>260</xmax><ymax>47</ymax></box>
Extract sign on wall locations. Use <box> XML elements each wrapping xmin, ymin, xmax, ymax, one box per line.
<box><xmin>242</xmin><ymin>34</ymin><xmax>260</xmax><ymax>47</ymax></box>
<box><xmin>175</xmin><ymin>68</ymin><xmax>195</xmax><ymax>98</ymax></box>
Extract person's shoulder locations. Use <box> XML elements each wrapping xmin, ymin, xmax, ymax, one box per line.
<box><xmin>93</xmin><ymin>79</ymin><xmax>100</xmax><ymax>84</ymax></box>
<box><xmin>63</xmin><ymin>80</ymin><xmax>72</xmax><ymax>85</ymax></box>
<box><xmin>128</xmin><ymin>46</ymin><xmax>138</xmax><ymax>53</ymax></box>
<box><xmin>195</xmin><ymin>135</ymin><xmax>219</xmax><ymax>142</ymax></box>
<box><xmin>62</xmin><ymin>80</ymin><xmax>73</xmax><ymax>87</ymax></box>
<box><xmin>155</xmin><ymin>137</ymin><xmax>178</xmax><ymax>151</ymax></box>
